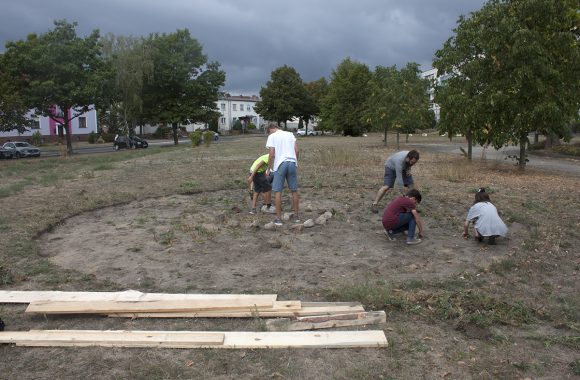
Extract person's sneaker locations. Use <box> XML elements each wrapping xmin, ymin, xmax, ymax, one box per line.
<box><xmin>273</xmin><ymin>218</ymin><xmax>283</xmax><ymax>226</ymax></box>
<box><xmin>265</xmin><ymin>205</ymin><xmax>276</xmax><ymax>214</ymax></box>
<box><xmin>406</xmin><ymin>237</ymin><xmax>422</xmax><ymax>245</ymax></box>
<box><xmin>249</xmin><ymin>208</ymin><xmax>257</xmax><ymax>215</ymax></box>
<box><xmin>488</xmin><ymin>236</ymin><xmax>496</xmax><ymax>245</ymax></box>
<box><xmin>371</xmin><ymin>203</ymin><xmax>379</xmax><ymax>213</ymax></box>
<box><xmin>384</xmin><ymin>230</ymin><xmax>396</xmax><ymax>241</ymax></box>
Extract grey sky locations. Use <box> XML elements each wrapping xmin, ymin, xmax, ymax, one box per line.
<box><xmin>0</xmin><ymin>0</ymin><xmax>486</xmax><ymax>95</ymax></box>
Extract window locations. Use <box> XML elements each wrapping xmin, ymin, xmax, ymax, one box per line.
<box><xmin>221</xmin><ymin>103</ymin><xmax>225</xmax><ymax>111</ymax></box>
<box><xmin>247</xmin><ymin>105</ymin><xmax>251</xmax><ymax>111</ymax></box>
<box><xmin>78</xmin><ymin>117</ymin><xmax>87</xmax><ymax>129</ymax></box>
<box><xmin>31</xmin><ymin>120</ymin><xmax>40</xmax><ymax>129</ymax></box>
<box><xmin>220</xmin><ymin>117</ymin><xmax>226</xmax><ymax>124</ymax></box>
<box><xmin>233</xmin><ymin>104</ymin><xmax>237</xmax><ymax>111</ymax></box>
<box><xmin>240</xmin><ymin>104</ymin><xmax>244</xmax><ymax>111</ymax></box>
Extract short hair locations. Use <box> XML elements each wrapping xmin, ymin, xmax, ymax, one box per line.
<box><xmin>407</xmin><ymin>189</ymin><xmax>422</xmax><ymax>204</ymax></box>
<box><xmin>266</xmin><ymin>122</ymin><xmax>278</xmax><ymax>131</ymax></box>
<box><xmin>407</xmin><ymin>150</ymin><xmax>420</xmax><ymax>161</ymax></box>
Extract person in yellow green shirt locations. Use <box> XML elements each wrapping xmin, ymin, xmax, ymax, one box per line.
<box><xmin>247</xmin><ymin>154</ymin><xmax>275</xmax><ymax>214</ymax></box>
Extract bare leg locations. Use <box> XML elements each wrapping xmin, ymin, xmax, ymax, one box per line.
<box><xmin>274</xmin><ymin>191</ymin><xmax>282</xmax><ymax>219</ymax></box>
<box><xmin>251</xmin><ymin>192</ymin><xmax>259</xmax><ymax>209</ymax></box>
<box><xmin>264</xmin><ymin>191</ymin><xmax>272</xmax><ymax>205</ymax></box>
<box><xmin>373</xmin><ymin>186</ymin><xmax>391</xmax><ymax>205</ymax></box>
<box><xmin>291</xmin><ymin>191</ymin><xmax>300</xmax><ymax>216</ymax></box>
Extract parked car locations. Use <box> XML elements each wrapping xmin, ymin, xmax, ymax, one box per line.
<box><xmin>0</xmin><ymin>146</ymin><xmax>15</xmax><ymax>159</ymax></box>
<box><xmin>296</xmin><ymin>129</ymin><xmax>320</xmax><ymax>136</ymax></box>
<box><xmin>1</xmin><ymin>142</ymin><xmax>41</xmax><ymax>158</ymax></box>
<box><xmin>113</xmin><ymin>135</ymin><xmax>148</xmax><ymax>150</ymax></box>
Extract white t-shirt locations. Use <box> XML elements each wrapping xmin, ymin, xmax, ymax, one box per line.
<box><xmin>265</xmin><ymin>130</ymin><xmax>297</xmax><ymax>171</ymax></box>
<box><xmin>466</xmin><ymin>202</ymin><xmax>508</xmax><ymax>237</ymax></box>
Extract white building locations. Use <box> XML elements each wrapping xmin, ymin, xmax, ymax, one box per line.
<box><xmin>421</xmin><ymin>68</ymin><xmax>441</xmax><ymax>122</ymax></box>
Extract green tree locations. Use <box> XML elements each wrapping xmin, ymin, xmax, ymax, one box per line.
<box><xmin>2</xmin><ymin>20</ymin><xmax>114</xmax><ymax>154</ymax></box>
<box><xmin>99</xmin><ymin>34</ymin><xmax>154</xmax><ymax>136</ymax></box>
<box><xmin>254</xmin><ymin>65</ymin><xmax>308</xmax><ymax>127</ymax></box>
<box><xmin>141</xmin><ymin>29</ymin><xmax>225</xmax><ymax>145</ymax></box>
<box><xmin>0</xmin><ymin>55</ymin><xmax>33</xmax><ymax>133</ymax></box>
<box><xmin>302</xmin><ymin>77</ymin><xmax>328</xmax><ymax>134</ymax></box>
<box><xmin>434</xmin><ymin>0</ymin><xmax>580</xmax><ymax>169</ymax></box>
<box><xmin>364</xmin><ymin>63</ymin><xmax>431</xmax><ymax>148</ymax></box>
<box><xmin>321</xmin><ymin>58</ymin><xmax>372</xmax><ymax>136</ymax></box>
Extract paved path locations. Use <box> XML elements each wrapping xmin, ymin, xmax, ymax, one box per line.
<box><xmin>412</xmin><ymin>142</ymin><xmax>580</xmax><ymax>177</ymax></box>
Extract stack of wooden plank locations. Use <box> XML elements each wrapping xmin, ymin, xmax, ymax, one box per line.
<box><xmin>0</xmin><ymin>290</ymin><xmax>387</xmax><ymax>348</ymax></box>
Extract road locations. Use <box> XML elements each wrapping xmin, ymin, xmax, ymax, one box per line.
<box><xmin>412</xmin><ymin>142</ymin><xmax>580</xmax><ymax>177</ymax></box>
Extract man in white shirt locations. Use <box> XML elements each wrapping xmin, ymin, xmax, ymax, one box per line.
<box><xmin>265</xmin><ymin>123</ymin><xmax>299</xmax><ymax>226</ymax></box>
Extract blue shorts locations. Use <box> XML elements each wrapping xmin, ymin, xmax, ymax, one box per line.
<box><xmin>272</xmin><ymin>161</ymin><xmax>298</xmax><ymax>192</ymax></box>
<box><xmin>383</xmin><ymin>167</ymin><xmax>414</xmax><ymax>187</ymax></box>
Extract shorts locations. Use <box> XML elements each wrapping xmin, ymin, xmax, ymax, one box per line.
<box><xmin>253</xmin><ymin>172</ymin><xmax>272</xmax><ymax>193</ymax></box>
<box><xmin>272</xmin><ymin>160</ymin><xmax>298</xmax><ymax>192</ymax></box>
<box><xmin>383</xmin><ymin>166</ymin><xmax>414</xmax><ymax>188</ymax></box>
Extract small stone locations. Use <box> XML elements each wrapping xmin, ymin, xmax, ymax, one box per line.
<box><xmin>315</xmin><ymin>215</ymin><xmax>327</xmax><ymax>225</ymax></box>
<box><xmin>282</xmin><ymin>212</ymin><xmax>294</xmax><ymax>221</ymax></box>
<box><xmin>264</xmin><ymin>222</ymin><xmax>276</xmax><ymax>230</ymax></box>
<box><xmin>268</xmin><ymin>239</ymin><xmax>282</xmax><ymax>248</ymax></box>
<box><xmin>303</xmin><ymin>219</ymin><xmax>315</xmax><ymax>228</ymax></box>
<box><xmin>323</xmin><ymin>211</ymin><xmax>333</xmax><ymax>219</ymax></box>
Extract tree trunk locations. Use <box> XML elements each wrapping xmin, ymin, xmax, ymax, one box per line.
<box><xmin>534</xmin><ymin>132</ymin><xmax>539</xmax><ymax>145</ymax></box>
<box><xmin>518</xmin><ymin>137</ymin><xmax>527</xmax><ymax>171</ymax></box>
<box><xmin>64</xmin><ymin>117</ymin><xmax>73</xmax><ymax>155</ymax></box>
<box><xmin>396</xmin><ymin>132</ymin><xmax>400</xmax><ymax>151</ymax></box>
<box><xmin>383</xmin><ymin>126</ymin><xmax>387</xmax><ymax>147</ymax></box>
<box><xmin>466</xmin><ymin>128</ymin><xmax>472</xmax><ymax>160</ymax></box>
<box><xmin>405</xmin><ymin>134</ymin><xmax>409</xmax><ymax>143</ymax></box>
<box><xmin>172</xmin><ymin>122</ymin><xmax>179</xmax><ymax>145</ymax></box>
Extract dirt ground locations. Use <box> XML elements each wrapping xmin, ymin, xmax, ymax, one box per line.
<box><xmin>1</xmin><ymin>135</ymin><xmax>579</xmax><ymax>379</ymax></box>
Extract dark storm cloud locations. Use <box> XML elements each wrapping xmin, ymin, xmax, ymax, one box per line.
<box><xmin>0</xmin><ymin>0</ymin><xmax>486</xmax><ymax>94</ymax></box>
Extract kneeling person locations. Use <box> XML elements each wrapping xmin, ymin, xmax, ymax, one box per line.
<box><xmin>247</xmin><ymin>154</ymin><xmax>274</xmax><ymax>214</ymax></box>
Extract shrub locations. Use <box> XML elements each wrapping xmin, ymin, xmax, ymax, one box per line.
<box><xmin>154</xmin><ymin>125</ymin><xmax>172</xmax><ymax>138</ymax></box>
<box><xmin>232</xmin><ymin>119</ymin><xmax>242</xmax><ymax>131</ymax></box>
<box><xmin>88</xmin><ymin>131</ymin><xmax>97</xmax><ymax>144</ymax></box>
<box><xmin>189</xmin><ymin>131</ymin><xmax>202</xmax><ymax>146</ymax></box>
<box><xmin>100</xmin><ymin>132</ymin><xmax>114</xmax><ymax>143</ymax></box>
<box><xmin>202</xmin><ymin>131</ymin><xmax>214</xmax><ymax>147</ymax></box>
<box><xmin>248</xmin><ymin>123</ymin><xmax>256</xmax><ymax>130</ymax></box>
<box><xmin>31</xmin><ymin>131</ymin><xmax>42</xmax><ymax>146</ymax></box>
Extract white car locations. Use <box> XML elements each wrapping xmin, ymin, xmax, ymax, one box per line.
<box><xmin>296</xmin><ymin>129</ymin><xmax>320</xmax><ymax>136</ymax></box>
<box><xmin>2</xmin><ymin>142</ymin><xmax>41</xmax><ymax>158</ymax></box>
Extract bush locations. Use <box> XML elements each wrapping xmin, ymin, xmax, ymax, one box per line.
<box><xmin>248</xmin><ymin>123</ymin><xmax>256</xmax><ymax>130</ymax></box>
<box><xmin>31</xmin><ymin>131</ymin><xmax>42</xmax><ymax>146</ymax></box>
<box><xmin>189</xmin><ymin>131</ymin><xmax>202</xmax><ymax>146</ymax></box>
<box><xmin>100</xmin><ymin>132</ymin><xmax>114</xmax><ymax>143</ymax></box>
<box><xmin>202</xmin><ymin>131</ymin><xmax>214</xmax><ymax>147</ymax></box>
<box><xmin>154</xmin><ymin>126</ymin><xmax>172</xmax><ymax>138</ymax></box>
<box><xmin>88</xmin><ymin>131</ymin><xmax>97</xmax><ymax>144</ymax></box>
<box><xmin>232</xmin><ymin>119</ymin><xmax>242</xmax><ymax>131</ymax></box>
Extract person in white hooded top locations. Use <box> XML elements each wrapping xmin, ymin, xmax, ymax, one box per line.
<box><xmin>463</xmin><ymin>188</ymin><xmax>508</xmax><ymax>245</ymax></box>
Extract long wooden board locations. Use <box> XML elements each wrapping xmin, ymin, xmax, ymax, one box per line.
<box><xmin>108</xmin><ymin>302</ymin><xmax>365</xmax><ymax>318</ymax></box>
<box><xmin>0</xmin><ymin>290</ymin><xmax>277</xmax><ymax>304</ymax></box>
<box><xmin>0</xmin><ymin>330</ymin><xmax>387</xmax><ymax>348</ymax></box>
<box><xmin>25</xmin><ymin>298</ymin><xmax>287</xmax><ymax>314</ymax></box>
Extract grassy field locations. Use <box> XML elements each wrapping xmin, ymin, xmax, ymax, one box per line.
<box><xmin>0</xmin><ymin>133</ymin><xmax>578</xmax><ymax>379</ymax></box>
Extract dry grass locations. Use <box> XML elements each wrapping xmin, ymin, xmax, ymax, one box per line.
<box><xmin>1</xmin><ymin>134</ymin><xmax>579</xmax><ymax>379</ymax></box>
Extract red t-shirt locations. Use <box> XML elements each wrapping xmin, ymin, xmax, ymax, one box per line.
<box><xmin>382</xmin><ymin>196</ymin><xmax>416</xmax><ymax>230</ymax></box>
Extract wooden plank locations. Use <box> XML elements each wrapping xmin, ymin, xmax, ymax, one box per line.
<box><xmin>25</xmin><ymin>297</ymin><xmax>281</xmax><ymax>314</ymax></box>
<box><xmin>0</xmin><ymin>330</ymin><xmax>224</xmax><ymax>347</ymax></box>
<box><xmin>0</xmin><ymin>290</ymin><xmax>277</xmax><ymax>304</ymax></box>
<box><xmin>108</xmin><ymin>303</ymin><xmax>365</xmax><ymax>318</ymax></box>
<box><xmin>266</xmin><ymin>311</ymin><xmax>386</xmax><ymax>331</ymax></box>
<box><xmin>0</xmin><ymin>330</ymin><xmax>387</xmax><ymax>348</ymax></box>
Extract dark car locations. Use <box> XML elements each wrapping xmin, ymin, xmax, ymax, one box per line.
<box><xmin>113</xmin><ymin>135</ymin><xmax>148</xmax><ymax>150</ymax></box>
<box><xmin>0</xmin><ymin>146</ymin><xmax>15</xmax><ymax>159</ymax></box>
<box><xmin>1</xmin><ymin>142</ymin><xmax>41</xmax><ymax>158</ymax></box>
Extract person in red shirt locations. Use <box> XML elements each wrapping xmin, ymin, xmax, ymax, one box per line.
<box><xmin>382</xmin><ymin>189</ymin><xmax>424</xmax><ymax>245</ymax></box>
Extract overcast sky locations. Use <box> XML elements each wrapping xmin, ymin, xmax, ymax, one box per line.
<box><xmin>0</xmin><ymin>0</ymin><xmax>486</xmax><ymax>95</ymax></box>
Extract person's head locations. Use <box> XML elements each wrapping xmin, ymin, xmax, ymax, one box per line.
<box><xmin>266</xmin><ymin>122</ymin><xmax>279</xmax><ymax>135</ymax></box>
<box><xmin>406</xmin><ymin>150</ymin><xmax>420</xmax><ymax>166</ymax></box>
<box><xmin>474</xmin><ymin>188</ymin><xmax>491</xmax><ymax>203</ymax></box>
<box><xmin>406</xmin><ymin>189</ymin><xmax>422</xmax><ymax>204</ymax></box>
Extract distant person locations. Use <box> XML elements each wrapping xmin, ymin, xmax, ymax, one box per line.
<box><xmin>247</xmin><ymin>153</ymin><xmax>275</xmax><ymax>214</ymax></box>
<box><xmin>265</xmin><ymin>123</ymin><xmax>299</xmax><ymax>226</ymax></box>
<box><xmin>382</xmin><ymin>189</ymin><xmax>424</xmax><ymax>245</ymax></box>
<box><xmin>371</xmin><ymin>150</ymin><xmax>420</xmax><ymax>213</ymax></box>
<box><xmin>463</xmin><ymin>188</ymin><xmax>508</xmax><ymax>245</ymax></box>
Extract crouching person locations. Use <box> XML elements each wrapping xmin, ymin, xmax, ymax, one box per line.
<box><xmin>382</xmin><ymin>189</ymin><xmax>424</xmax><ymax>245</ymax></box>
<box><xmin>463</xmin><ymin>188</ymin><xmax>507</xmax><ymax>245</ymax></box>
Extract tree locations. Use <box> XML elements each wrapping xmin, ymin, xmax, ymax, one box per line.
<box><xmin>434</xmin><ymin>0</ymin><xmax>580</xmax><ymax>169</ymax></box>
<box><xmin>321</xmin><ymin>58</ymin><xmax>372</xmax><ymax>136</ymax></box>
<box><xmin>2</xmin><ymin>20</ymin><xmax>114</xmax><ymax>154</ymax></box>
<box><xmin>141</xmin><ymin>30</ymin><xmax>225</xmax><ymax>145</ymax></box>
<box><xmin>301</xmin><ymin>77</ymin><xmax>328</xmax><ymax>134</ymax></box>
<box><xmin>99</xmin><ymin>34</ymin><xmax>154</xmax><ymax>136</ymax></box>
<box><xmin>254</xmin><ymin>65</ymin><xmax>308</xmax><ymax>127</ymax></box>
<box><xmin>364</xmin><ymin>63</ymin><xmax>431</xmax><ymax>148</ymax></box>
<box><xmin>0</xmin><ymin>54</ymin><xmax>33</xmax><ymax>133</ymax></box>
